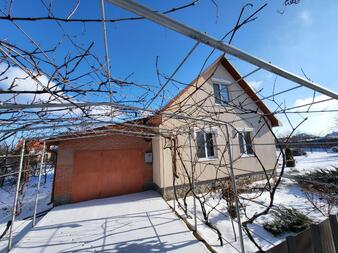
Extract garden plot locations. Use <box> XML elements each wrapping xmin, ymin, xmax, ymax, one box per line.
<box><xmin>169</xmin><ymin>151</ymin><xmax>338</xmax><ymax>253</ymax></box>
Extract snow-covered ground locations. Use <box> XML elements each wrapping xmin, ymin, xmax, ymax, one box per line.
<box><xmin>12</xmin><ymin>191</ymin><xmax>209</xmax><ymax>253</ymax></box>
<box><xmin>285</xmin><ymin>150</ymin><xmax>338</xmax><ymax>174</ymax></box>
<box><xmin>0</xmin><ymin>171</ymin><xmax>53</xmax><ymax>252</ymax></box>
<box><xmin>1</xmin><ymin>152</ymin><xmax>337</xmax><ymax>253</ymax></box>
<box><xmin>169</xmin><ymin>151</ymin><xmax>338</xmax><ymax>253</ymax></box>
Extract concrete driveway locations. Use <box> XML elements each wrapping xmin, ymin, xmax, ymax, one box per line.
<box><xmin>12</xmin><ymin>191</ymin><xmax>209</xmax><ymax>252</ymax></box>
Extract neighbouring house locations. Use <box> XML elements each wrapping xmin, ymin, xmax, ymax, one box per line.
<box><xmin>48</xmin><ymin>56</ymin><xmax>279</xmax><ymax>205</ymax></box>
<box><xmin>16</xmin><ymin>139</ymin><xmax>42</xmax><ymax>154</ymax></box>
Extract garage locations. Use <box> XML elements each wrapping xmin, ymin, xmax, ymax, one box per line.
<box><xmin>51</xmin><ymin>133</ymin><xmax>153</xmax><ymax>205</ymax></box>
<box><xmin>72</xmin><ymin>149</ymin><xmax>145</xmax><ymax>202</ymax></box>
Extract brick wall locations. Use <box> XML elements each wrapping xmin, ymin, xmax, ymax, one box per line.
<box><xmin>53</xmin><ymin>135</ymin><xmax>153</xmax><ymax>205</ymax></box>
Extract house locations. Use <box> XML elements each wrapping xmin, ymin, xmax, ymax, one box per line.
<box><xmin>48</xmin><ymin>56</ymin><xmax>279</xmax><ymax>205</ymax></box>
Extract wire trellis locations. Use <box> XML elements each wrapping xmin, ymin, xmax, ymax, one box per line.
<box><xmin>0</xmin><ymin>1</ymin><xmax>337</xmax><ymax>253</ymax></box>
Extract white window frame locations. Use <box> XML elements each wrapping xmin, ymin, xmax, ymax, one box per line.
<box><xmin>237</xmin><ymin>128</ymin><xmax>255</xmax><ymax>157</ymax></box>
<box><xmin>212</xmin><ymin>80</ymin><xmax>230</xmax><ymax>105</ymax></box>
<box><xmin>194</xmin><ymin>128</ymin><xmax>218</xmax><ymax>161</ymax></box>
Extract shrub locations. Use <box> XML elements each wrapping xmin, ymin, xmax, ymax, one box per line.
<box><xmin>263</xmin><ymin>206</ymin><xmax>312</xmax><ymax>236</ymax></box>
<box><xmin>222</xmin><ymin>181</ymin><xmax>239</xmax><ymax>219</ymax></box>
<box><xmin>295</xmin><ymin>167</ymin><xmax>338</xmax><ymax>215</ymax></box>
<box><xmin>227</xmin><ymin>204</ymin><xmax>237</xmax><ymax>219</ymax></box>
<box><xmin>295</xmin><ymin>167</ymin><xmax>337</xmax><ymax>191</ymax></box>
<box><xmin>285</xmin><ymin>148</ymin><xmax>295</xmax><ymax>167</ymax></box>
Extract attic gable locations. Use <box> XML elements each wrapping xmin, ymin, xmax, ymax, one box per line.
<box><xmin>161</xmin><ymin>56</ymin><xmax>279</xmax><ymax>127</ymax></box>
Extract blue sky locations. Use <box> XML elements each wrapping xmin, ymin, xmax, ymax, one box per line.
<box><xmin>1</xmin><ymin>0</ymin><xmax>337</xmax><ymax>136</ymax></box>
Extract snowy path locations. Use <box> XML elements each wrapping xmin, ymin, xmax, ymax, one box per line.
<box><xmin>11</xmin><ymin>191</ymin><xmax>209</xmax><ymax>253</ymax></box>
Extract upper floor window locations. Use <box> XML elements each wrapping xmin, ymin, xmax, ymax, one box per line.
<box><xmin>213</xmin><ymin>83</ymin><xmax>229</xmax><ymax>105</ymax></box>
<box><xmin>196</xmin><ymin>131</ymin><xmax>216</xmax><ymax>159</ymax></box>
<box><xmin>238</xmin><ymin>131</ymin><xmax>254</xmax><ymax>155</ymax></box>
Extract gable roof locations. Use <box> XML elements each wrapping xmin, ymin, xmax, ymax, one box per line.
<box><xmin>161</xmin><ymin>56</ymin><xmax>279</xmax><ymax>127</ymax></box>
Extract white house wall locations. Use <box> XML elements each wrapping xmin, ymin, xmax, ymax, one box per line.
<box><xmin>153</xmin><ymin>64</ymin><xmax>277</xmax><ymax>189</ymax></box>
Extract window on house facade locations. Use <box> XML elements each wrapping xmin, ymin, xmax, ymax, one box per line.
<box><xmin>196</xmin><ymin>131</ymin><xmax>216</xmax><ymax>159</ymax></box>
<box><xmin>213</xmin><ymin>83</ymin><xmax>229</xmax><ymax>105</ymax></box>
<box><xmin>238</xmin><ymin>131</ymin><xmax>254</xmax><ymax>155</ymax></box>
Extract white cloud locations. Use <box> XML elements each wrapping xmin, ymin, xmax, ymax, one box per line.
<box><xmin>0</xmin><ymin>64</ymin><xmax>128</xmax><ymax>121</ymax></box>
<box><xmin>0</xmin><ymin>63</ymin><xmax>61</xmax><ymax>104</ymax></box>
<box><xmin>298</xmin><ymin>10</ymin><xmax>312</xmax><ymax>26</ymax></box>
<box><xmin>278</xmin><ymin>95</ymin><xmax>338</xmax><ymax>136</ymax></box>
<box><xmin>0</xmin><ymin>64</ymin><xmax>93</xmax><ymax>123</ymax></box>
<box><xmin>248</xmin><ymin>80</ymin><xmax>263</xmax><ymax>91</ymax></box>
<box><xmin>85</xmin><ymin>105</ymin><xmax>121</xmax><ymax>121</ymax></box>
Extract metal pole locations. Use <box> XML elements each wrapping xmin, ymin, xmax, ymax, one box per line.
<box><xmin>173</xmin><ymin>192</ymin><xmax>176</xmax><ymax>211</ymax></box>
<box><xmin>171</xmin><ymin>137</ymin><xmax>176</xmax><ymax>212</ymax></box>
<box><xmin>106</xmin><ymin>0</ymin><xmax>338</xmax><ymax>100</ymax></box>
<box><xmin>8</xmin><ymin>139</ymin><xmax>25</xmax><ymax>251</ymax></box>
<box><xmin>32</xmin><ymin>142</ymin><xmax>46</xmax><ymax>227</ymax></box>
<box><xmin>225</xmin><ymin>124</ymin><xmax>245</xmax><ymax>253</ymax></box>
<box><xmin>188</xmin><ymin>129</ymin><xmax>197</xmax><ymax>232</ymax></box>
<box><xmin>100</xmin><ymin>0</ymin><xmax>113</xmax><ymax>115</ymax></box>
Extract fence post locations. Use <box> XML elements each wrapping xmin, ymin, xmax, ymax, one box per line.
<box><xmin>310</xmin><ymin>224</ymin><xmax>323</xmax><ymax>253</ymax></box>
<box><xmin>8</xmin><ymin>139</ymin><xmax>25</xmax><ymax>251</ymax></box>
<box><xmin>33</xmin><ymin>141</ymin><xmax>46</xmax><ymax>227</ymax></box>
<box><xmin>329</xmin><ymin>214</ymin><xmax>338</xmax><ymax>253</ymax></box>
<box><xmin>286</xmin><ymin>235</ymin><xmax>296</xmax><ymax>253</ymax></box>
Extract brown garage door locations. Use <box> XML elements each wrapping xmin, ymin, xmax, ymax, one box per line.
<box><xmin>72</xmin><ymin>149</ymin><xmax>144</xmax><ymax>202</ymax></box>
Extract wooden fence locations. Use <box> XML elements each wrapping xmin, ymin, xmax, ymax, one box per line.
<box><xmin>262</xmin><ymin>214</ymin><xmax>338</xmax><ymax>253</ymax></box>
